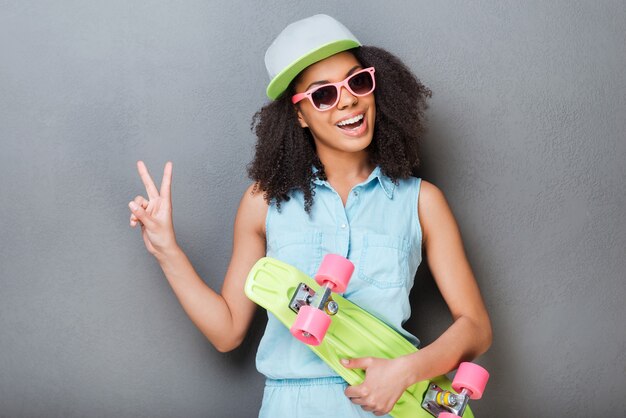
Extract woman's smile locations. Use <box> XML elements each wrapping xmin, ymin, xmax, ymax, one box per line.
<box><xmin>335</xmin><ymin>111</ymin><xmax>368</xmax><ymax>137</ymax></box>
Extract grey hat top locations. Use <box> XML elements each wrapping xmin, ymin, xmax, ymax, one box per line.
<box><xmin>264</xmin><ymin>14</ymin><xmax>361</xmax><ymax>100</ymax></box>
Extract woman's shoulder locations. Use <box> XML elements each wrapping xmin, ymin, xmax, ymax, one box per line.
<box><xmin>395</xmin><ymin>176</ymin><xmax>445</xmax><ymax>203</ymax></box>
<box><xmin>241</xmin><ymin>182</ymin><xmax>269</xmax><ymax>204</ymax></box>
<box><xmin>417</xmin><ymin>179</ymin><xmax>446</xmax><ymax>204</ymax></box>
<box><xmin>417</xmin><ymin>179</ymin><xmax>451</xmax><ymax>214</ymax></box>
<box><xmin>236</xmin><ymin>182</ymin><xmax>270</xmax><ymax>237</ymax></box>
<box><xmin>241</xmin><ymin>182</ymin><xmax>270</xmax><ymax>213</ymax></box>
<box><xmin>416</xmin><ymin>179</ymin><xmax>456</xmax><ymax>246</ymax></box>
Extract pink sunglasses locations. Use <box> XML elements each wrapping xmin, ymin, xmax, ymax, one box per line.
<box><xmin>291</xmin><ymin>67</ymin><xmax>376</xmax><ymax>111</ymax></box>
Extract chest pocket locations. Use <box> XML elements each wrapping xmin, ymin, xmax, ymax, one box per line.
<box><xmin>358</xmin><ymin>233</ymin><xmax>411</xmax><ymax>289</ymax></box>
<box><xmin>267</xmin><ymin>231</ymin><xmax>323</xmax><ymax>277</ymax></box>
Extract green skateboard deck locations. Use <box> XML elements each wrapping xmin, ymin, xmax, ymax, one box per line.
<box><xmin>244</xmin><ymin>257</ymin><xmax>475</xmax><ymax>418</ymax></box>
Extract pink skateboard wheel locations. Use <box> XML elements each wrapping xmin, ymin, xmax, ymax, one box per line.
<box><xmin>314</xmin><ymin>254</ymin><xmax>354</xmax><ymax>293</ymax></box>
<box><xmin>437</xmin><ymin>413</ymin><xmax>459</xmax><ymax>417</ymax></box>
<box><xmin>290</xmin><ymin>306</ymin><xmax>331</xmax><ymax>346</ymax></box>
<box><xmin>452</xmin><ymin>362</ymin><xmax>490</xmax><ymax>400</ymax></box>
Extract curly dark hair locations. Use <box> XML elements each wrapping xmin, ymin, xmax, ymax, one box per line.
<box><xmin>247</xmin><ymin>45</ymin><xmax>432</xmax><ymax>213</ymax></box>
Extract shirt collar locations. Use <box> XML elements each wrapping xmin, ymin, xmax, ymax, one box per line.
<box><xmin>311</xmin><ymin>165</ymin><xmax>395</xmax><ymax>199</ymax></box>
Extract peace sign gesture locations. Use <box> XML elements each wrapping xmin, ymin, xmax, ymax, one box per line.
<box><xmin>128</xmin><ymin>160</ymin><xmax>178</xmax><ymax>258</ymax></box>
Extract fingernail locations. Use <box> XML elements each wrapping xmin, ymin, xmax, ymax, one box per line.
<box><xmin>129</xmin><ymin>202</ymin><xmax>137</xmax><ymax>210</ymax></box>
<box><xmin>341</xmin><ymin>359</ymin><xmax>349</xmax><ymax>365</ymax></box>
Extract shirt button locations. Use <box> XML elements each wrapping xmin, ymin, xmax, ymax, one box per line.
<box><xmin>353</xmin><ymin>191</ymin><xmax>359</xmax><ymax>196</ymax></box>
<box><xmin>340</xmin><ymin>223</ymin><xmax>347</xmax><ymax>229</ymax></box>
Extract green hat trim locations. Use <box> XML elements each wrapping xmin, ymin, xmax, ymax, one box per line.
<box><xmin>266</xmin><ymin>39</ymin><xmax>360</xmax><ymax>100</ymax></box>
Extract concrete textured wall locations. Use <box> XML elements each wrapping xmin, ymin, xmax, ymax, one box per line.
<box><xmin>1</xmin><ymin>1</ymin><xmax>624</xmax><ymax>417</ymax></box>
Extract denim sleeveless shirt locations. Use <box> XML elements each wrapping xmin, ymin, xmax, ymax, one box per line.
<box><xmin>256</xmin><ymin>166</ymin><xmax>423</xmax><ymax>379</ymax></box>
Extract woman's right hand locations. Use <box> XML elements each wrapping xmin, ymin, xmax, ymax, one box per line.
<box><xmin>128</xmin><ymin>160</ymin><xmax>178</xmax><ymax>258</ymax></box>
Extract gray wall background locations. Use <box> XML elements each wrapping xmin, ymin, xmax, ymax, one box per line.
<box><xmin>1</xmin><ymin>1</ymin><xmax>624</xmax><ymax>417</ymax></box>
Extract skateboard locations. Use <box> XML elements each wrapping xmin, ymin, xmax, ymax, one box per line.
<box><xmin>244</xmin><ymin>254</ymin><xmax>489</xmax><ymax>418</ymax></box>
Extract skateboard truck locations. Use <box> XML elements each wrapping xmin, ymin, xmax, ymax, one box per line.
<box><xmin>288</xmin><ymin>254</ymin><xmax>354</xmax><ymax>346</ymax></box>
<box><xmin>289</xmin><ymin>283</ymin><xmax>339</xmax><ymax>316</ymax></box>
<box><xmin>422</xmin><ymin>383</ymin><xmax>468</xmax><ymax>416</ymax></box>
<box><xmin>421</xmin><ymin>362</ymin><xmax>489</xmax><ymax>417</ymax></box>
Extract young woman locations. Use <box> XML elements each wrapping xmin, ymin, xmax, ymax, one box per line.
<box><xmin>128</xmin><ymin>14</ymin><xmax>491</xmax><ymax>418</ymax></box>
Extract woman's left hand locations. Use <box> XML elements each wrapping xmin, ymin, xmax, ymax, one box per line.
<box><xmin>342</xmin><ymin>356</ymin><xmax>412</xmax><ymax>416</ymax></box>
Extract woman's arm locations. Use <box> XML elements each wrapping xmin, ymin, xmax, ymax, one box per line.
<box><xmin>130</xmin><ymin>164</ymin><xmax>267</xmax><ymax>353</ymax></box>
<box><xmin>343</xmin><ymin>180</ymin><xmax>492</xmax><ymax>415</ymax></box>
<box><xmin>402</xmin><ymin>179</ymin><xmax>492</xmax><ymax>382</ymax></box>
<box><xmin>156</xmin><ymin>183</ymin><xmax>267</xmax><ymax>352</ymax></box>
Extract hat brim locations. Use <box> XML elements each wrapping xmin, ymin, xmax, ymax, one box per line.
<box><xmin>266</xmin><ymin>39</ymin><xmax>361</xmax><ymax>100</ymax></box>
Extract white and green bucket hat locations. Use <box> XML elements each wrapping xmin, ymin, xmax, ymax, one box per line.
<box><xmin>264</xmin><ymin>14</ymin><xmax>362</xmax><ymax>100</ymax></box>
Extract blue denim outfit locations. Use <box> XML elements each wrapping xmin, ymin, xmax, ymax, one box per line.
<box><xmin>256</xmin><ymin>166</ymin><xmax>423</xmax><ymax>418</ymax></box>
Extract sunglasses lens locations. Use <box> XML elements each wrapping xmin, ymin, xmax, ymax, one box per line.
<box><xmin>304</xmin><ymin>69</ymin><xmax>375</xmax><ymax>110</ymax></box>
<box><xmin>311</xmin><ymin>86</ymin><xmax>338</xmax><ymax>110</ymax></box>
<box><xmin>348</xmin><ymin>71</ymin><xmax>374</xmax><ymax>95</ymax></box>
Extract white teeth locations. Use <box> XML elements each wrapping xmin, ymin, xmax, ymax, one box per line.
<box><xmin>336</xmin><ymin>114</ymin><xmax>364</xmax><ymax>126</ymax></box>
